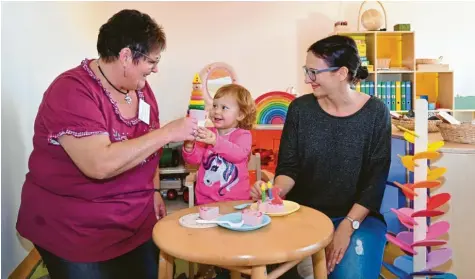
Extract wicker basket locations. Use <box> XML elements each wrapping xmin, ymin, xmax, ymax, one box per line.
<box><xmin>377</xmin><ymin>58</ymin><xmax>391</xmax><ymax>70</ymax></box>
<box><xmin>392</xmin><ymin>118</ymin><xmax>442</xmax><ymax>133</ymax></box>
<box><xmin>437</xmin><ymin>122</ymin><xmax>475</xmax><ymax>144</ymax></box>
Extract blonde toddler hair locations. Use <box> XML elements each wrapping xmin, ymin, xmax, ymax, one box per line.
<box><xmin>214</xmin><ymin>84</ymin><xmax>256</xmax><ymax>130</ymax></box>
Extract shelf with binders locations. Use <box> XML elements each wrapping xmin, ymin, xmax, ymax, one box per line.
<box><xmin>354</xmin><ymin>73</ymin><xmax>376</xmax><ymax>95</ymax></box>
<box><xmin>416</xmin><ymin>71</ymin><xmax>454</xmax><ymax>111</ymax></box>
<box><xmin>376</xmin><ymin>31</ymin><xmax>415</xmax><ymax>72</ymax></box>
<box><xmin>376</xmin><ymin>73</ymin><xmax>414</xmax><ymax>112</ymax></box>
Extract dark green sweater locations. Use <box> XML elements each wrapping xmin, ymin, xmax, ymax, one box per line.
<box><xmin>276</xmin><ymin>94</ymin><xmax>391</xmax><ymax>221</ymax></box>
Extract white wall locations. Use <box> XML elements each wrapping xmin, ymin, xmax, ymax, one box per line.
<box><xmin>2</xmin><ymin>1</ymin><xmax>475</xmax><ymax>277</ymax></box>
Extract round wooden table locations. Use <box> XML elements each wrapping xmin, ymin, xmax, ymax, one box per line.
<box><xmin>153</xmin><ymin>200</ymin><xmax>334</xmax><ymax>279</ymax></box>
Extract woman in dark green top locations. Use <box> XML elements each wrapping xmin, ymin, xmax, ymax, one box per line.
<box><xmin>251</xmin><ymin>35</ymin><xmax>391</xmax><ymax>279</ymax></box>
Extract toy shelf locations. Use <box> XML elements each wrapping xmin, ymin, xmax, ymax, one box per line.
<box><xmin>350</xmin><ymin>32</ymin><xmax>376</xmax><ymax>70</ymax></box>
<box><xmin>416</xmin><ymin>72</ymin><xmax>454</xmax><ymax>111</ymax></box>
<box><xmin>376</xmin><ymin>32</ymin><xmax>415</xmax><ymax>71</ymax></box>
<box><xmin>337</xmin><ymin>31</ymin><xmax>455</xmax><ymax>113</ymax></box>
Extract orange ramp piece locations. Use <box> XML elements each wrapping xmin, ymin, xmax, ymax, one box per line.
<box><xmin>413</xmin><ymin>151</ymin><xmax>440</xmax><ymax>161</ymax></box>
<box><xmin>398</xmin><ymin>154</ymin><xmax>417</xmax><ymax>171</ymax></box>
<box><xmin>393</xmin><ymin>181</ymin><xmax>417</xmax><ymax>200</ymax></box>
<box><xmin>412</xmin><ymin>180</ymin><xmax>442</xmax><ymax>189</ymax></box>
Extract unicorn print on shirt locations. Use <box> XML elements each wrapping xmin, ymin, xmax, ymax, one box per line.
<box><xmin>202</xmin><ymin>153</ymin><xmax>239</xmax><ymax>196</ymax></box>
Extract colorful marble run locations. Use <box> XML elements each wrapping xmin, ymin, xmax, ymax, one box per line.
<box><xmin>255</xmin><ymin>91</ymin><xmax>296</xmax><ymax>125</ymax></box>
<box><xmin>384</xmin><ymin>99</ymin><xmax>457</xmax><ymax>279</ymax></box>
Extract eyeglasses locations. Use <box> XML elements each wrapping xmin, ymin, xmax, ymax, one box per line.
<box><xmin>134</xmin><ymin>50</ymin><xmax>161</xmax><ymax>68</ymax></box>
<box><xmin>302</xmin><ymin>66</ymin><xmax>340</xmax><ymax>81</ymax></box>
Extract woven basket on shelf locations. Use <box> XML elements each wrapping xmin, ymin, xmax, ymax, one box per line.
<box><xmin>392</xmin><ymin>118</ymin><xmax>442</xmax><ymax>133</ymax></box>
<box><xmin>437</xmin><ymin>122</ymin><xmax>475</xmax><ymax>144</ymax></box>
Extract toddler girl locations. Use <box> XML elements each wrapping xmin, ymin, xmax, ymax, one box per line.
<box><xmin>183</xmin><ymin>83</ymin><xmax>256</xmax><ymax>206</ymax></box>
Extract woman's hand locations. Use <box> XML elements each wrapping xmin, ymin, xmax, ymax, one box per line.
<box><xmin>326</xmin><ymin>221</ymin><xmax>352</xmax><ymax>274</ymax></box>
<box><xmin>154</xmin><ymin>191</ymin><xmax>167</xmax><ymax>220</ymax></box>
<box><xmin>163</xmin><ymin>117</ymin><xmax>198</xmax><ymax>142</ymax></box>
<box><xmin>195</xmin><ymin>127</ymin><xmax>216</xmax><ymax>146</ymax></box>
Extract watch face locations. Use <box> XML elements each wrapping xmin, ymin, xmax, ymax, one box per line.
<box><xmin>352</xmin><ymin>221</ymin><xmax>360</xmax><ymax>230</ymax></box>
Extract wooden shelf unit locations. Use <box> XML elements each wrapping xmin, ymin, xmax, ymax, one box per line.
<box><xmin>336</xmin><ymin>31</ymin><xmax>455</xmax><ymax>113</ymax></box>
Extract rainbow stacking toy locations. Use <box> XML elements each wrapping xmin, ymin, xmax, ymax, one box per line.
<box><xmin>254</xmin><ymin>91</ymin><xmax>296</xmax><ymax>125</ymax></box>
<box><xmin>187</xmin><ymin>73</ymin><xmax>206</xmax><ymax>127</ymax></box>
<box><xmin>384</xmin><ymin>99</ymin><xmax>457</xmax><ymax>279</ymax></box>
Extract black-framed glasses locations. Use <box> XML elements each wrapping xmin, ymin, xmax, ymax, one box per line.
<box><xmin>302</xmin><ymin>66</ymin><xmax>340</xmax><ymax>81</ymax></box>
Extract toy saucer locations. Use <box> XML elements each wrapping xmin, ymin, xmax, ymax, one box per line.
<box><xmin>217</xmin><ymin>212</ymin><xmax>271</xmax><ymax>232</ymax></box>
<box><xmin>250</xmin><ymin>200</ymin><xmax>300</xmax><ymax>216</ymax></box>
<box><xmin>178</xmin><ymin>213</ymin><xmax>220</xmax><ymax>229</ymax></box>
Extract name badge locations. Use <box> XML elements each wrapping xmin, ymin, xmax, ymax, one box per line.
<box><xmin>138</xmin><ymin>99</ymin><xmax>150</xmax><ymax>125</ymax></box>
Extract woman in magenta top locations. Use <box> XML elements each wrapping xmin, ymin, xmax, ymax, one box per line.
<box><xmin>16</xmin><ymin>9</ymin><xmax>197</xmax><ymax>279</ymax></box>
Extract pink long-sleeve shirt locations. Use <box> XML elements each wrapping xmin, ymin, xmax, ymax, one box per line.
<box><xmin>182</xmin><ymin>128</ymin><xmax>252</xmax><ymax>205</ymax></box>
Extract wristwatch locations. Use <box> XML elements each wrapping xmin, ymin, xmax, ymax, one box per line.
<box><xmin>345</xmin><ymin>216</ymin><xmax>360</xmax><ymax>230</ymax></box>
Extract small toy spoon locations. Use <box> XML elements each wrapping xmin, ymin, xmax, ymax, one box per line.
<box><xmin>234</xmin><ymin>203</ymin><xmax>252</xmax><ymax>210</ymax></box>
<box><xmin>196</xmin><ymin>219</ymin><xmax>244</xmax><ymax>228</ymax></box>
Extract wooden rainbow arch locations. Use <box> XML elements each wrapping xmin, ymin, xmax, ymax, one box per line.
<box><xmin>255</xmin><ymin>91</ymin><xmax>296</xmax><ymax>125</ymax></box>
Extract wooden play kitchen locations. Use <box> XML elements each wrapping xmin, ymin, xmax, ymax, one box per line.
<box><xmin>153</xmin><ymin>200</ymin><xmax>334</xmax><ymax>279</ymax></box>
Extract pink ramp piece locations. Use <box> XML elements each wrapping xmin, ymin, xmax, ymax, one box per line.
<box><xmin>411</xmin><ymin>209</ymin><xmax>445</xmax><ymax>218</ymax></box>
<box><xmin>427</xmin><ymin>193</ymin><xmax>451</xmax><ymax>211</ymax></box>
<box><xmin>391</xmin><ymin>208</ymin><xmax>417</xmax><ymax>225</ymax></box>
<box><xmin>400</xmin><ymin>219</ymin><xmax>414</xmax><ymax>230</ymax></box>
<box><xmin>397</xmin><ymin>231</ymin><xmax>413</xmax><ymax>245</ymax></box>
<box><xmin>386</xmin><ymin>233</ymin><xmax>417</xmax><ymax>255</ymax></box>
<box><xmin>426</xmin><ymin>248</ymin><xmax>453</xmax><ymax>270</ymax></box>
<box><xmin>427</xmin><ymin>221</ymin><xmax>450</xmax><ymax>239</ymax></box>
<box><xmin>411</xmin><ymin>239</ymin><xmax>447</xmax><ymax>247</ymax></box>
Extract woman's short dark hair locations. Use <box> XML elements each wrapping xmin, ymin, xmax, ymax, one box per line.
<box><xmin>307</xmin><ymin>35</ymin><xmax>368</xmax><ymax>84</ymax></box>
<box><xmin>97</xmin><ymin>9</ymin><xmax>166</xmax><ymax>63</ymax></box>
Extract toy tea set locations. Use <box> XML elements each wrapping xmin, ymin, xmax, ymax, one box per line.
<box><xmin>179</xmin><ymin>182</ymin><xmax>300</xmax><ymax>232</ymax></box>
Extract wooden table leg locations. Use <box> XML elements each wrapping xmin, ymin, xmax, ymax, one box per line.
<box><xmin>312</xmin><ymin>249</ymin><xmax>327</xmax><ymax>279</ymax></box>
<box><xmin>158</xmin><ymin>251</ymin><xmax>174</xmax><ymax>279</ymax></box>
<box><xmin>189</xmin><ymin>261</ymin><xmax>195</xmax><ymax>279</ymax></box>
<box><xmin>251</xmin><ymin>266</ymin><xmax>267</xmax><ymax>279</ymax></box>
<box><xmin>230</xmin><ymin>270</ymin><xmax>241</xmax><ymax>279</ymax></box>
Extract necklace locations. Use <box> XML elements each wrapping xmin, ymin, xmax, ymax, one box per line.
<box><xmin>97</xmin><ymin>61</ymin><xmax>132</xmax><ymax>105</ymax></box>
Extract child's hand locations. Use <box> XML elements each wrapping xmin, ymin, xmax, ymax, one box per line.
<box><xmin>183</xmin><ymin>140</ymin><xmax>195</xmax><ymax>152</ymax></box>
<box><xmin>195</xmin><ymin>127</ymin><xmax>216</xmax><ymax>146</ymax></box>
